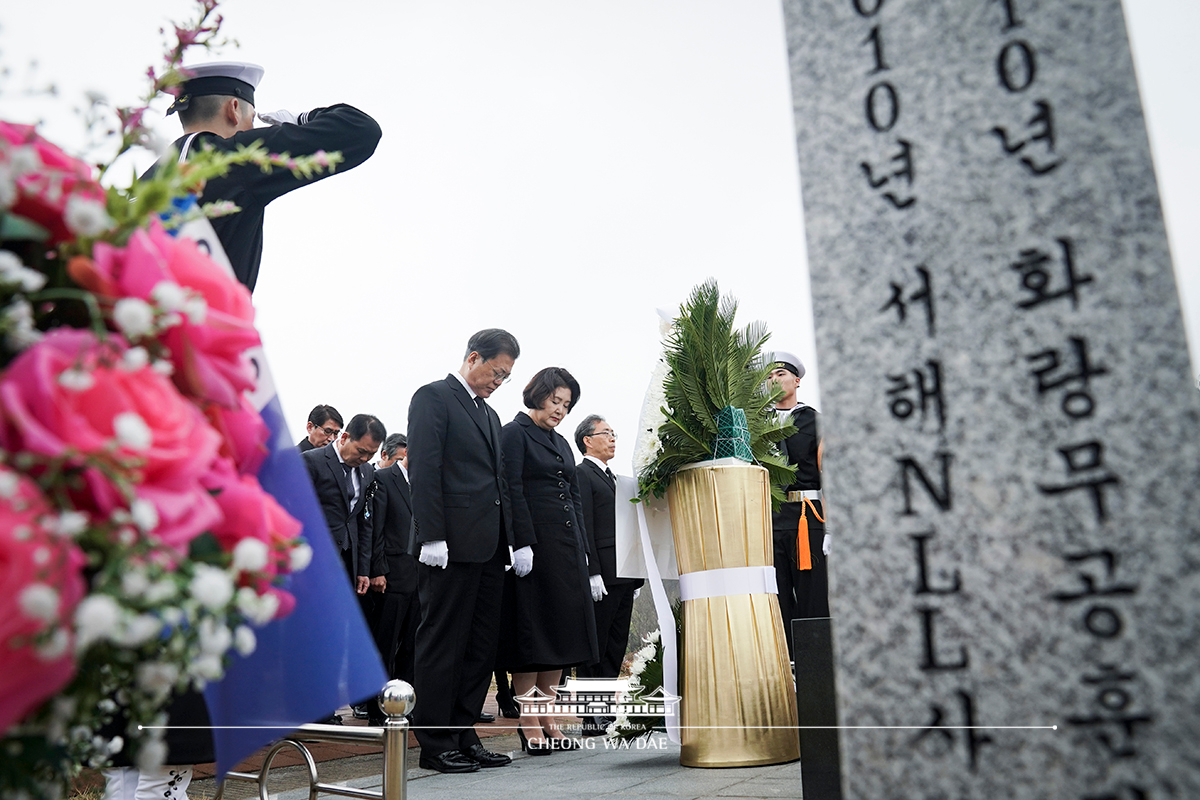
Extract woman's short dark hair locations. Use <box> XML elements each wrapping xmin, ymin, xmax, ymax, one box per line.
<box><xmin>522</xmin><ymin>367</ymin><xmax>580</xmax><ymax>413</ymax></box>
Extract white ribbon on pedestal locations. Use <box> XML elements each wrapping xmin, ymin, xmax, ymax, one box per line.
<box><xmin>678</xmin><ymin>566</ymin><xmax>778</xmax><ymax>601</ymax></box>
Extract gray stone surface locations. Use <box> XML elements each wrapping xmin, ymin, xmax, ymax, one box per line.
<box><xmin>782</xmin><ymin>0</ymin><xmax>1200</xmax><ymax>798</ymax></box>
<box><xmin>197</xmin><ymin>734</ymin><xmax>803</xmax><ymax>800</ymax></box>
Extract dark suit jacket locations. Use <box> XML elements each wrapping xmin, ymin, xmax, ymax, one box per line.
<box><xmin>298</xmin><ymin>437</ymin><xmax>316</xmax><ymax>452</ymax></box>
<box><xmin>577</xmin><ymin>458</ymin><xmax>643</xmax><ymax>588</ymax></box>
<box><xmin>407</xmin><ymin>374</ymin><xmax>514</xmax><ymax>562</ymax></box>
<box><xmin>370</xmin><ymin>463</ymin><xmax>416</xmax><ymax>592</ymax></box>
<box><xmin>501</xmin><ymin>413</ymin><xmax>584</xmax><ymax>549</ymax></box>
<box><xmin>302</xmin><ymin>443</ymin><xmax>376</xmax><ymax>576</ymax></box>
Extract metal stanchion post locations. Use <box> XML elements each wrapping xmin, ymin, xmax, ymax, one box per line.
<box><xmin>379</xmin><ymin>680</ymin><xmax>416</xmax><ymax>800</ymax></box>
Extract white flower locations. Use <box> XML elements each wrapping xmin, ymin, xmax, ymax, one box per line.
<box><xmin>150</xmin><ymin>281</ymin><xmax>186</xmax><ymax>312</ymax></box>
<box><xmin>198</xmin><ymin>617</ymin><xmax>232</xmax><ymax>656</ymax></box>
<box><xmin>190</xmin><ymin>653</ymin><xmax>224</xmax><ymax>682</ymax></box>
<box><xmin>136</xmin><ymin>739</ymin><xmax>168</xmax><ymax>772</ymax></box>
<box><xmin>646</xmin><ymin>629</ymin><xmax>661</xmax><ymax>644</ymax></box>
<box><xmin>232</xmin><ymin>538</ymin><xmax>269</xmax><ymax>572</ymax></box>
<box><xmin>236</xmin><ymin>586</ymin><xmax>279</xmax><ymax>625</ymax></box>
<box><xmin>289</xmin><ymin>542</ymin><xmax>313</xmax><ymax>572</ymax></box>
<box><xmin>4</xmin><ymin>299</ymin><xmax>41</xmax><ymax>350</ymax></box>
<box><xmin>638</xmin><ymin>643</ymin><xmax>657</xmax><ymax>661</ymax></box>
<box><xmin>0</xmin><ymin>169</ymin><xmax>15</xmax><ymax>209</ymax></box>
<box><xmin>19</xmin><ymin>583</ymin><xmax>60</xmax><ymax>623</ymax></box>
<box><xmin>0</xmin><ymin>471</ymin><xmax>19</xmax><ymax>498</ymax></box>
<box><xmin>63</xmin><ymin>195</ymin><xmax>113</xmax><ymax>237</ymax></box>
<box><xmin>55</xmin><ymin>510</ymin><xmax>88</xmax><ymax>538</ymax></box>
<box><xmin>57</xmin><ymin>366</ymin><xmax>94</xmax><ymax>391</ymax></box>
<box><xmin>112</xmin><ymin>297</ymin><xmax>155</xmax><ymax>339</ymax></box>
<box><xmin>122</xmin><ymin>346</ymin><xmax>150</xmax><ymax>370</ymax></box>
<box><xmin>135</xmin><ymin>662</ymin><xmax>180</xmax><ymax>701</ymax></box>
<box><xmin>117</xmin><ymin>613</ymin><xmax>162</xmax><ymax>646</ymax></box>
<box><xmin>37</xmin><ymin>627</ymin><xmax>71</xmax><ymax>661</ymax></box>
<box><xmin>106</xmin><ymin>736</ymin><xmax>124</xmax><ymax>756</ymax></box>
<box><xmin>32</xmin><ymin>546</ymin><xmax>50</xmax><ymax>566</ymax></box>
<box><xmin>190</xmin><ymin>565</ymin><xmax>234</xmax><ymax>610</ymax></box>
<box><xmin>145</xmin><ymin>579</ymin><xmax>176</xmax><ymax>604</ymax></box>
<box><xmin>233</xmin><ymin>625</ymin><xmax>256</xmax><ymax>657</ymax></box>
<box><xmin>130</xmin><ymin>499</ymin><xmax>159</xmax><ymax>533</ymax></box>
<box><xmin>182</xmin><ymin>296</ymin><xmax>207</xmax><ymax>325</ymax></box>
<box><xmin>121</xmin><ymin>569</ymin><xmax>150</xmax><ymax>598</ymax></box>
<box><xmin>9</xmin><ymin>146</ymin><xmax>42</xmax><ymax>176</ymax></box>
<box><xmin>152</xmin><ymin>360</ymin><xmax>174</xmax><ymax>376</ymax></box>
<box><xmin>18</xmin><ymin>267</ymin><xmax>46</xmax><ymax>293</ymax></box>
<box><xmin>114</xmin><ymin>411</ymin><xmax>152</xmax><ymax>450</ymax></box>
<box><xmin>75</xmin><ymin>594</ymin><xmax>121</xmax><ymax>649</ymax></box>
<box><xmin>0</xmin><ymin>250</ymin><xmax>25</xmax><ymax>281</ymax></box>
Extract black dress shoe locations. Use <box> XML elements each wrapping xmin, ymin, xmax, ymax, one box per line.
<box><xmin>464</xmin><ymin>743</ymin><xmax>511</xmax><ymax>768</ymax></box>
<box><xmin>419</xmin><ymin>750</ymin><xmax>480</xmax><ymax>773</ymax></box>
<box><xmin>351</xmin><ymin>703</ymin><xmax>369</xmax><ymax>719</ymax></box>
<box><xmin>477</xmin><ymin>710</ymin><xmax>496</xmax><ymax>723</ymax></box>
<box><xmin>316</xmin><ymin>714</ymin><xmax>343</xmax><ymax>725</ymax></box>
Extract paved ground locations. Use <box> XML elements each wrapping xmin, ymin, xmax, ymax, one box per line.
<box><xmin>195</xmin><ymin>730</ymin><xmax>803</xmax><ymax>800</ymax></box>
<box><xmin>186</xmin><ymin>697</ymin><xmax>805</xmax><ymax>800</ymax></box>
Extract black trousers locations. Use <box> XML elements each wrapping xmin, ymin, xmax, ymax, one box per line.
<box><xmin>412</xmin><ymin>541</ymin><xmax>507</xmax><ymax>755</ymax></box>
<box><xmin>577</xmin><ymin>581</ymin><xmax>639</xmax><ymax>680</ymax></box>
<box><xmin>773</xmin><ymin>500</ymin><xmax>829</xmax><ymax>659</ymax></box>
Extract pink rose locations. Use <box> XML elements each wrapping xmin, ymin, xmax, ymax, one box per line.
<box><xmin>203</xmin><ymin>397</ymin><xmax>269</xmax><ymax>476</ymax></box>
<box><xmin>86</xmin><ymin>221</ymin><xmax>260</xmax><ymax>409</ymax></box>
<box><xmin>1</xmin><ymin>121</ymin><xmax>106</xmax><ymax>243</ymax></box>
<box><xmin>0</xmin><ymin>467</ymin><xmax>87</xmax><ymax>732</ymax></box>
<box><xmin>0</xmin><ymin>329</ymin><xmax>222</xmax><ymax>549</ymax></box>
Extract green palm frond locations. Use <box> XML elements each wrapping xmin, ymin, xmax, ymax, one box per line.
<box><xmin>637</xmin><ymin>280</ymin><xmax>797</xmax><ymax>506</ymax></box>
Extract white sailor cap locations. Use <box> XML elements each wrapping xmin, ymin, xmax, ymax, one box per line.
<box><xmin>167</xmin><ymin>61</ymin><xmax>265</xmax><ymax>115</ymax></box>
<box><xmin>768</xmin><ymin>350</ymin><xmax>805</xmax><ymax>380</ymax></box>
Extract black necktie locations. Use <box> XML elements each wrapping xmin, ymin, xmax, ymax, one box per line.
<box><xmin>341</xmin><ymin>462</ymin><xmax>356</xmax><ymax>509</ymax></box>
<box><xmin>605</xmin><ymin>467</ymin><xmax>616</xmax><ymax>488</ymax></box>
<box><xmin>473</xmin><ymin>395</ymin><xmax>488</xmax><ymax>423</ymax></box>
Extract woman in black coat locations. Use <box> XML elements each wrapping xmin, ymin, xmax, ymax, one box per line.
<box><xmin>500</xmin><ymin>367</ymin><xmax>598</xmax><ymax>753</ymax></box>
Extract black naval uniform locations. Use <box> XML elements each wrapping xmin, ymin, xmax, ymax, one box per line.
<box><xmin>164</xmin><ymin>104</ymin><xmax>381</xmax><ymax>291</ymax></box>
<box><xmin>772</xmin><ymin>403</ymin><xmax>828</xmax><ymax>658</ymax></box>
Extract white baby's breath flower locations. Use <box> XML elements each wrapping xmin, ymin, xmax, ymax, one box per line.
<box><xmin>198</xmin><ymin>617</ymin><xmax>232</xmax><ymax>656</ymax></box>
<box><xmin>0</xmin><ymin>471</ymin><xmax>20</xmax><ymax>498</ymax></box>
<box><xmin>135</xmin><ymin>662</ymin><xmax>180</xmax><ymax>702</ymax></box>
<box><xmin>114</xmin><ymin>411</ymin><xmax>152</xmax><ymax>450</ymax></box>
<box><xmin>121</xmin><ymin>569</ymin><xmax>150</xmax><ymax>598</ymax></box>
<box><xmin>152</xmin><ymin>359</ymin><xmax>174</xmax><ymax>376</ymax></box>
<box><xmin>232</xmin><ymin>538</ymin><xmax>269</xmax><ymax>572</ymax></box>
<box><xmin>4</xmin><ymin>298</ymin><xmax>41</xmax><ymax>350</ymax></box>
<box><xmin>19</xmin><ymin>583</ymin><xmax>60</xmax><ymax>623</ymax></box>
<box><xmin>190</xmin><ymin>654</ymin><xmax>224</xmax><ymax>682</ymax></box>
<box><xmin>236</xmin><ymin>587</ymin><xmax>279</xmax><ymax>625</ymax></box>
<box><xmin>55</xmin><ymin>510</ymin><xmax>88</xmax><ymax>538</ymax></box>
<box><xmin>182</xmin><ymin>295</ymin><xmax>207</xmax><ymax>325</ymax></box>
<box><xmin>9</xmin><ymin>146</ymin><xmax>42</xmax><ymax>176</ymax></box>
<box><xmin>64</xmin><ymin>195</ymin><xmax>113</xmax><ymax>237</ymax></box>
<box><xmin>190</xmin><ymin>565</ymin><xmax>234</xmax><ymax>610</ymax></box>
<box><xmin>130</xmin><ymin>499</ymin><xmax>159</xmax><ymax>533</ymax></box>
<box><xmin>117</xmin><ymin>613</ymin><xmax>162</xmax><ymax>646</ymax></box>
<box><xmin>289</xmin><ymin>542</ymin><xmax>313</xmax><ymax>572</ymax></box>
<box><xmin>0</xmin><ymin>170</ymin><xmax>15</xmax><ymax>209</ymax></box>
<box><xmin>144</xmin><ymin>579</ymin><xmax>176</xmax><ymax>604</ymax></box>
<box><xmin>57</xmin><ymin>367</ymin><xmax>95</xmax><ymax>392</ymax></box>
<box><xmin>112</xmin><ymin>297</ymin><xmax>155</xmax><ymax>340</ymax></box>
<box><xmin>122</xmin><ymin>346</ymin><xmax>150</xmax><ymax>370</ymax></box>
<box><xmin>150</xmin><ymin>281</ymin><xmax>186</xmax><ymax>312</ymax></box>
<box><xmin>233</xmin><ymin>625</ymin><xmax>256</xmax><ymax>657</ymax></box>
<box><xmin>37</xmin><ymin>628</ymin><xmax>71</xmax><ymax>661</ymax></box>
<box><xmin>75</xmin><ymin>594</ymin><xmax>121</xmax><ymax>649</ymax></box>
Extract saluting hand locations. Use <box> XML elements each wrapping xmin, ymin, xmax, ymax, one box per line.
<box><xmin>257</xmin><ymin>108</ymin><xmax>300</xmax><ymax>126</ymax></box>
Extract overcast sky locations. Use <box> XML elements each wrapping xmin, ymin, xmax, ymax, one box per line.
<box><xmin>2</xmin><ymin>0</ymin><xmax>1196</xmax><ymax>471</ymax></box>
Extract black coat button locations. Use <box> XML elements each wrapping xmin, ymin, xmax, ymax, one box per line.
<box><xmin>558</xmin><ymin>482</ymin><xmax>565</xmax><ymax>488</ymax></box>
<box><xmin>494</xmin><ymin>499</ymin><xmax>500</xmax><ymax>505</ymax></box>
<box><xmin>559</xmin><ymin>493</ymin><xmax>565</xmax><ymax>500</ymax></box>
<box><xmin>565</xmin><ymin>520</ymin><xmax>572</xmax><ymax>528</ymax></box>
<box><xmin>563</xmin><ymin>505</ymin><xmax>570</xmax><ymax>511</ymax></box>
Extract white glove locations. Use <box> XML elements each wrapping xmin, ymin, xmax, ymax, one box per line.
<box><xmin>513</xmin><ymin>546</ymin><xmax>534</xmax><ymax>577</ymax></box>
<box><xmin>590</xmin><ymin>575</ymin><xmax>607</xmax><ymax>602</ymax></box>
<box><xmin>419</xmin><ymin>540</ymin><xmax>449</xmax><ymax>569</ymax></box>
<box><xmin>633</xmin><ymin>588</ymin><xmax>641</xmax><ymax>600</ymax></box>
<box><xmin>822</xmin><ymin>534</ymin><xmax>831</xmax><ymax>557</ymax></box>
<box><xmin>257</xmin><ymin>108</ymin><xmax>300</xmax><ymax>126</ymax></box>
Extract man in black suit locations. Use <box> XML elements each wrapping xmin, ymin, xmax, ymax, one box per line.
<box><xmin>297</xmin><ymin>404</ymin><xmax>343</xmax><ymax>452</ymax></box>
<box><xmin>407</xmin><ymin>329</ymin><xmax>520</xmax><ymax>773</ymax></box>
<box><xmin>302</xmin><ymin>413</ymin><xmax>386</xmax><ymax>595</ymax></box>
<box><xmin>364</xmin><ymin>434</ymin><xmax>420</xmax><ymax>725</ymax></box>
<box><xmin>574</xmin><ymin>414</ymin><xmax>644</xmax><ymax>736</ymax></box>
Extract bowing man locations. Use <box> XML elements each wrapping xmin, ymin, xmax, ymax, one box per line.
<box><xmin>158</xmin><ymin>61</ymin><xmax>382</xmax><ymax>291</ymax></box>
<box><xmin>407</xmin><ymin>329</ymin><xmax>520</xmax><ymax>773</ymax></box>
<box><xmin>302</xmin><ymin>414</ymin><xmax>386</xmax><ymax>596</ymax></box>
<box><xmin>574</xmin><ymin>414</ymin><xmax>643</xmax><ymax>736</ymax></box>
<box><xmin>298</xmin><ymin>404</ymin><xmax>342</xmax><ymax>452</ymax></box>
<box><xmin>364</xmin><ymin>433</ymin><xmax>420</xmax><ymax>725</ymax></box>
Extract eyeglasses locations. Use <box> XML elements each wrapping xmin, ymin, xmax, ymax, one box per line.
<box><xmin>484</xmin><ymin>361</ymin><xmax>512</xmax><ymax>384</ymax></box>
<box><xmin>587</xmin><ymin>430</ymin><xmax>617</xmax><ymax>440</ymax></box>
<box><xmin>318</xmin><ymin>426</ymin><xmax>340</xmax><ymax>437</ymax></box>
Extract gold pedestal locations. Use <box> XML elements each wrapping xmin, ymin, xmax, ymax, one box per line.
<box><xmin>667</xmin><ymin>463</ymin><xmax>800</xmax><ymax>768</ymax></box>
